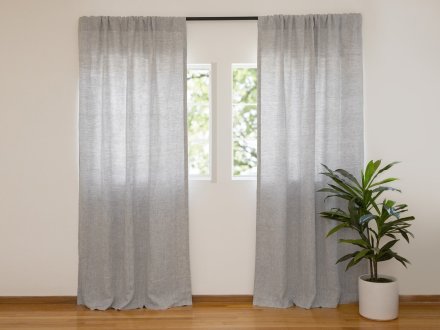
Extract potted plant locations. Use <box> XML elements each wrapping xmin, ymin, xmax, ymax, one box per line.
<box><xmin>319</xmin><ymin>160</ymin><xmax>415</xmax><ymax>320</ymax></box>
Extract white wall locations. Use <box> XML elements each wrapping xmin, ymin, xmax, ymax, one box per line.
<box><xmin>187</xmin><ymin>22</ymin><xmax>258</xmax><ymax>294</ymax></box>
<box><xmin>0</xmin><ymin>0</ymin><xmax>439</xmax><ymax>296</ymax></box>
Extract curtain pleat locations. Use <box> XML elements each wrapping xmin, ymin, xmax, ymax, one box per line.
<box><xmin>254</xmin><ymin>14</ymin><xmax>365</xmax><ymax>309</ymax></box>
<box><xmin>78</xmin><ymin>16</ymin><xmax>191</xmax><ymax>310</ymax></box>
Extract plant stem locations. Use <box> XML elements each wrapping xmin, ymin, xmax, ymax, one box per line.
<box><xmin>374</xmin><ymin>237</ymin><xmax>380</xmax><ymax>281</ymax></box>
<box><xmin>366</xmin><ymin>227</ymin><xmax>374</xmax><ymax>279</ymax></box>
<box><xmin>373</xmin><ymin>260</ymin><xmax>378</xmax><ymax>281</ymax></box>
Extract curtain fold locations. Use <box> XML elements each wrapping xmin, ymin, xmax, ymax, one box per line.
<box><xmin>254</xmin><ymin>14</ymin><xmax>365</xmax><ymax>309</ymax></box>
<box><xmin>78</xmin><ymin>16</ymin><xmax>191</xmax><ymax>310</ymax></box>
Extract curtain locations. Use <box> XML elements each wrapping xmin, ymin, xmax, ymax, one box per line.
<box><xmin>254</xmin><ymin>14</ymin><xmax>365</xmax><ymax>309</ymax></box>
<box><xmin>78</xmin><ymin>17</ymin><xmax>191</xmax><ymax>310</ymax></box>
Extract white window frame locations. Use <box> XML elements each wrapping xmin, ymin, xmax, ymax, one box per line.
<box><xmin>187</xmin><ymin>63</ymin><xmax>215</xmax><ymax>181</ymax></box>
<box><xmin>231</xmin><ymin>63</ymin><xmax>258</xmax><ymax>180</ymax></box>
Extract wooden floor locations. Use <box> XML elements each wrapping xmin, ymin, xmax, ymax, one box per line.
<box><xmin>0</xmin><ymin>297</ymin><xmax>439</xmax><ymax>329</ymax></box>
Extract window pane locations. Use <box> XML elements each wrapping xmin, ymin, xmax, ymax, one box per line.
<box><xmin>188</xmin><ymin>69</ymin><xmax>210</xmax><ymax>104</ymax></box>
<box><xmin>188</xmin><ymin>105</ymin><xmax>209</xmax><ymax>141</ymax></box>
<box><xmin>232</xmin><ymin>67</ymin><xmax>258</xmax><ymax>104</ymax></box>
<box><xmin>232</xmin><ymin>66</ymin><xmax>257</xmax><ymax>177</ymax></box>
<box><xmin>187</xmin><ymin>66</ymin><xmax>211</xmax><ymax>177</ymax></box>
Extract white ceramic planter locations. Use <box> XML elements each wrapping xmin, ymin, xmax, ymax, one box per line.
<box><xmin>358</xmin><ymin>274</ymin><xmax>399</xmax><ymax>321</ymax></box>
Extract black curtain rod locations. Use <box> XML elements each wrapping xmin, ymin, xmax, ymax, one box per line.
<box><xmin>186</xmin><ymin>16</ymin><xmax>258</xmax><ymax>21</ymax></box>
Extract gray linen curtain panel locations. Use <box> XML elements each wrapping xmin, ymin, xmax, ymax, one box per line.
<box><xmin>254</xmin><ymin>14</ymin><xmax>365</xmax><ymax>309</ymax></box>
<box><xmin>78</xmin><ymin>17</ymin><xmax>191</xmax><ymax>310</ymax></box>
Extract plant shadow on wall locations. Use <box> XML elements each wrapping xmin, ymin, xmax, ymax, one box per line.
<box><xmin>319</xmin><ymin>160</ymin><xmax>415</xmax><ymax>320</ymax></box>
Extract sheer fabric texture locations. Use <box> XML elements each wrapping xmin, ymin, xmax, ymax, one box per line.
<box><xmin>78</xmin><ymin>16</ymin><xmax>191</xmax><ymax>310</ymax></box>
<box><xmin>254</xmin><ymin>14</ymin><xmax>365</xmax><ymax>309</ymax></box>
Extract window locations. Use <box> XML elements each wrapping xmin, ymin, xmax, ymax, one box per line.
<box><xmin>187</xmin><ymin>65</ymin><xmax>212</xmax><ymax>178</ymax></box>
<box><xmin>187</xmin><ymin>64</ymin><xmax>257</xmax><ymax>179</ymax></box>
<box><xmin>232</xmin><ymin>64</ymin><xmax>258</xmax><ymax>178</ymax></box>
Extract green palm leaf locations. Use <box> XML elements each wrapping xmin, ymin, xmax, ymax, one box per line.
<box><xmin>319</xmin><ymin>160</ymin><xmax>415</xmax><ymax>282</ymax></box>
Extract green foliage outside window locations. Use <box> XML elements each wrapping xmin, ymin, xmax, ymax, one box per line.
<box><xmin>187</xmin><ymin>65</ymin><xmax>258</xmax><ymax>178</ymax></box>
<box><xmin>187</xmin><ymin>68</ymin><xmax>210</xmax><ymax>176</ymax></box>
<box><xmin>232</xmin><ymin>67</ymin><xmax>258</xmax><ymax>176</ymax></box>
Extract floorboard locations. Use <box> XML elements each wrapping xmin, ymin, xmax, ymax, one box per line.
<box><xmin>0</xmin><ymin>300</ymin><xmax>439</xmax><ymax>329</ymax></box>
